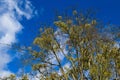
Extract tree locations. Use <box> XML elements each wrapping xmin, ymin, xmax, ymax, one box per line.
<box><xmin>24</xmin><ymin>10</ymin><xmax>120</xmax><ymax>80</ymax></box>
<box><xmin>1</xmin><ymin>10</ymin><xmax>120</xmax><ymax>80</ymax></box>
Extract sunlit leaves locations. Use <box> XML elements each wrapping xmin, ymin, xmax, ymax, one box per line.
<box><xmin>34</xmin><ymin>28</ymin><xmax>58</xmax><ymax>51</ymax></box>
<box><xmin>14</xmin><ymin>10</ymin><xmax>120</xmax><ymax>80</ymax></box>
<box><xmin>54</xmin><ymin>21</ymin><xmax>68</xmax><ymax>33</ymax></box>
<box><xmin>58</xmin><ymin>16</ymin><xmax>62</xmax><ymax>20</ymax></box>
<box><xmin>21</xmin><ymin>75</ymin><xmax>29</xmax><ymax>80</ymax></box>
<box><xmin>73</xmin><ymin>10</ymin><xmax>77</xmax><ymax>15</ymax></box>
<box><xmin>91</xmin><ymin>20</ymin><xmax>97</xmax><ymax>25</ymax></box>
<box><xmin>32</xmin><ymin>64</ymin><xmax>47</xmax><ymax>70</ymax></box>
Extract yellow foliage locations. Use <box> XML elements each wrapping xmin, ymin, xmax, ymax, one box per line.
<box><xmin>73</xmin><ymin>10</ymin><xmax>77</xmax><ymax>15</ymax></box>
<box><xmin>58</xmin><ymin>16</ymin><xmax>62</xmax><ymax>20</ymax></box>
<box><xmin>54</xmin><ymin>21</ymin><xmax>68</xmax><ymax>33</ymax></box>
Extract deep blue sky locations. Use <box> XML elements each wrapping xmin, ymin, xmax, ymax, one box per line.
<box><xmin>17</xmin><ymin>0</ymin><xmax>120</xmax><ymax>46</ymax></box>
<box><xmin>8</xmin><ymin>0</ymin><xmax>120</xmax><ymax>74</ymax></box>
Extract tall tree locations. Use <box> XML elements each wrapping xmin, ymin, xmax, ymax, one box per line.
<box><xmin>2</xmin><ymin>10</ymin><xmax>120</xmax><ymax>80</ymax></box>
<box><xmin>24</xmin><ymin>10</ymin><xmax>120</xmax><ymax>80</ymax></box>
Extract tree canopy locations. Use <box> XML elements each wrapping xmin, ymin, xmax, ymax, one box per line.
<box><xmin>2</xmin><ymin>10</ymin><xmax>120</xmax><ymax>80</ymax></box>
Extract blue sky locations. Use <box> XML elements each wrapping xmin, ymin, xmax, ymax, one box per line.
<box><xmin>0</xmin><ymin>0</ymin><xmax>120</xmax><ymax>77</ymax></box>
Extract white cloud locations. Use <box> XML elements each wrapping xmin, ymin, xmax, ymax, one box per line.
<box><xmin>0</xmin><ymin>70</ymin><xmax>13</xmax><ymax>78</ymax></box>
<box><xmin>0</xmin><ymin>0</ymin><xmax>36</xmax><ymax>77</ymax></box>
<box><xmin>0</xmin><ymin>13</ymin><xmax>22</xmax><ymax>44</ymax></box>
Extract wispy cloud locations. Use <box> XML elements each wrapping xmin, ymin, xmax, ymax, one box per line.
<box><xmin>0</xmin><ymin>0</ymin><xmax>36</xmax><ymax>77</ymax></box>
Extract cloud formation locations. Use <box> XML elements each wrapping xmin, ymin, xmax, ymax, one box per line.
<box><xmin>0</xmin><ymin>0</ymin><xmax>36</xmax><ymax>77</ymax></box>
